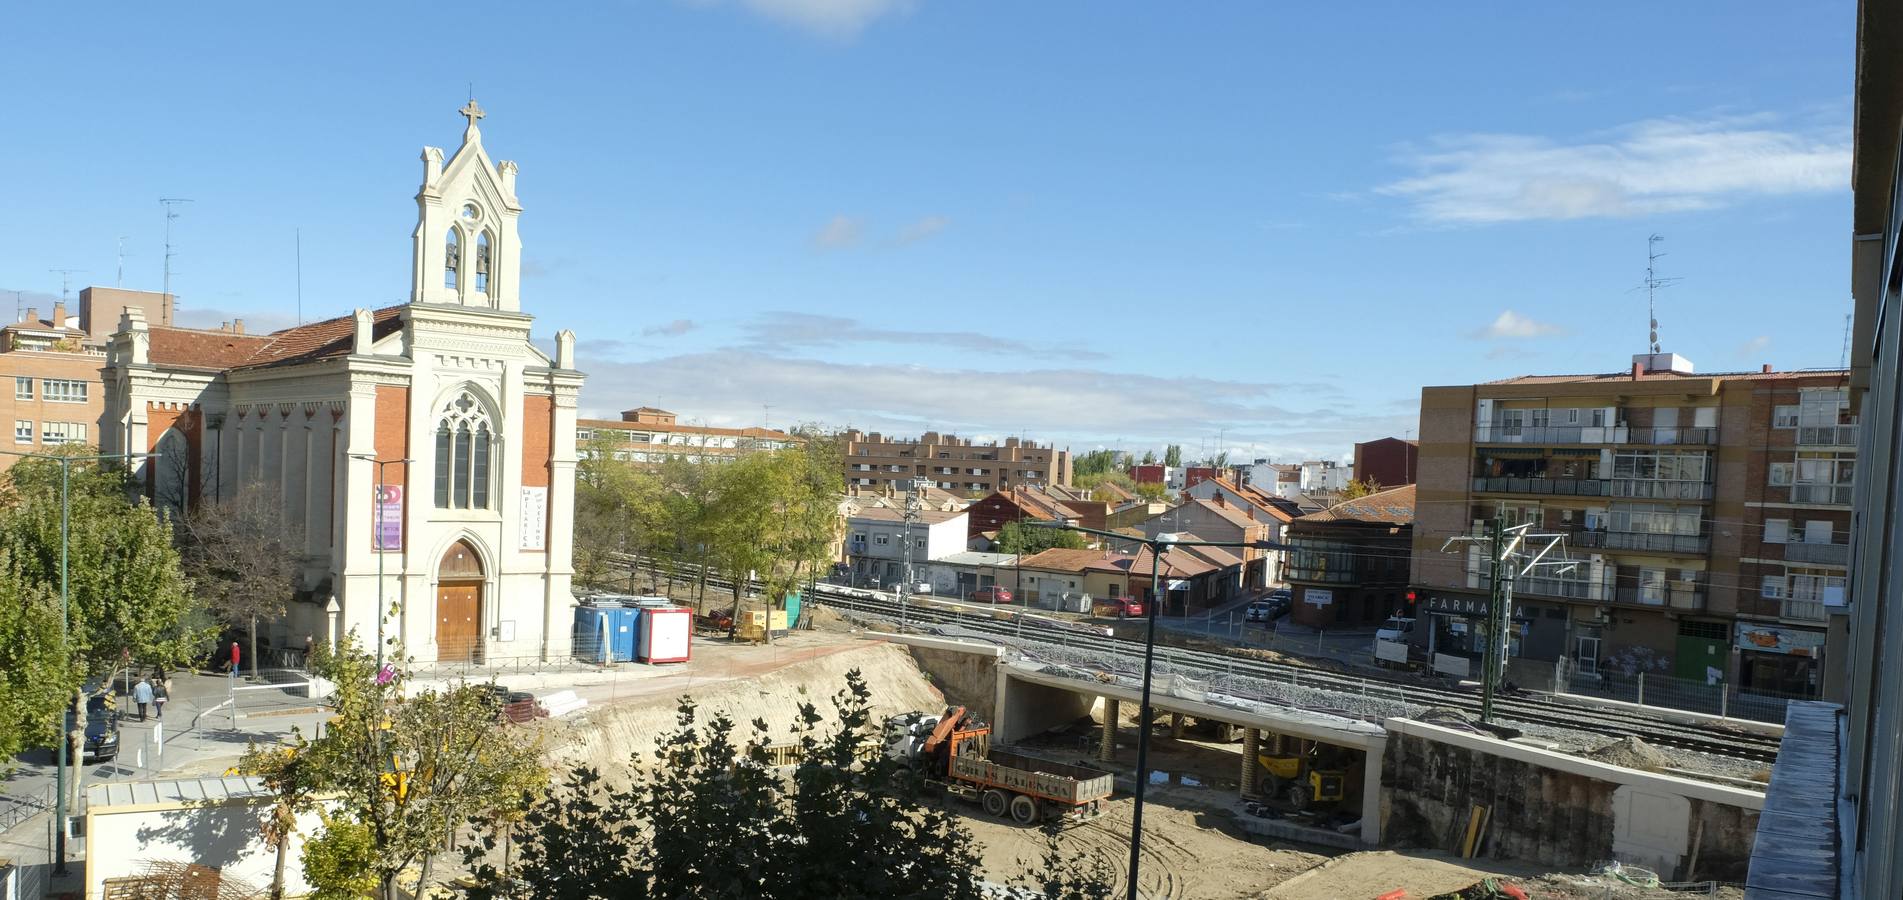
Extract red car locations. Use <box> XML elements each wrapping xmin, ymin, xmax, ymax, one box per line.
<box><xmin>1093</xmin><ymin>597</ymin><xmax>1144</xmax><ymax>619</ymax></box>
<box><xmin>970</xmin><ymin>586</ymin><xmax>1015</xmax><ymax>604</ymax></box>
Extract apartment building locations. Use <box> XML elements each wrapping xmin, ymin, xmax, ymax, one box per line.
<box><xmin>841</xmin><ymin>429</ymin><xmax>1071</xmax><ymax>495</ymax></box>
<box><xmin>577</xmin><ymin>407</ymin><xmax>800</xmax><ymax>464</ymax></box>
<box><xmin>1286</xmin><ymin>485</ymin><xmax>1415</xmax><ymax>628</ymax></box>
<box><xmin>841</xmin><ymin>506</ymin><xmax>969</xmax><ymax>589</ymax></box>
<box><xmin>0</xmin><ymin>288</ymin><xmax>175</xmax><ymax>471</ymax></box>
<box><xmin>1410</xmin><ymin>353</ymin><xmax>1854</xmax><ymax>699</ymax></box>
<box><xmin>1353</xmin><ymin>437</ymin><xmax>1419</xmax><ymax>487</ymax></box>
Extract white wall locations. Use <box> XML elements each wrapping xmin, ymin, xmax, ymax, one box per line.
<box><xmin>87</xmin><ymin>800</ymin><xmax>327</xmax><ymax>897</ymax></box>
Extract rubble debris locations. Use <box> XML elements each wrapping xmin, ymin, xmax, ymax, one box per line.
<box><xmin>1585</xmin><ymin>736</ymin><xmax>1671</xmax><ymax>772</ymax></box>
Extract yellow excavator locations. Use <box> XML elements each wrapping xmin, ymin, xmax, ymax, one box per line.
<box><xmin>1257</xmin><ymin>743</ymin><xmax>1347</xmax><ymax>812</ymax></box>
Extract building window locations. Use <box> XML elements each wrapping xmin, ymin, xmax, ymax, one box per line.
<box><xmin>1773</xmin><ymin>405</ymin><xmax>1799</xmax><ymax>428</ymax></box>
<box><xmin>13</xmin><ymin>377</ymin><xmax>31</xmax><ymax>400</ymax></box>
<box><xmin>1769</xmin><ymin>463</ymin><xmax>1795</xmax><ymax>486</ymax></box>
<box><xmin>13</xmin><ymin>421</ymin><xmax>30</xmax><ymax>444</ymax></box>
<box><xmin>433</xmin><ymin>389</ymin><xmax>494</xmax><ymax>509</ymax></box>
<box><xmin>1764</xmin><ymin>518</ymin><xmax>1790</xmax><ymax>543</ymax></box>
<box><xmin>875</xmin><ymin>533</ymin><xmax>890</xmax><ymax>546</ymax></box>
<box><xmin>41</xmin><ymin>380</ymin><xmax>87</xmax><ymax>403</ymax></box>
<box><xmin>40</xmin><ymin>422</ymin><xmax>85</xmax><ymax>446</ymax></box>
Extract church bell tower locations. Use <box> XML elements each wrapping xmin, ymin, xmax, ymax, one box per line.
<box><xmin>410</xmin><ymin>100</ymin><xmax>524</xmax><ymax>311</ymax></box>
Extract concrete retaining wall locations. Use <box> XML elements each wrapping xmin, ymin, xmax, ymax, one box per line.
<box><xmin>906</xmin><ymin>645</ymin><xmax>1002</xmax><ymax>724</ymax></box>
<box><xmin>1380</xmin><ymin>718</ymin><xmax>1762</xmax><ymax>880</ymax></box>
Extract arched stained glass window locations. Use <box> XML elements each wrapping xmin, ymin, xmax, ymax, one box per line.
<box><xmin>434</xmin><ymin>390</ymin><xmax>494</xmax><ymax>509</ymax></box>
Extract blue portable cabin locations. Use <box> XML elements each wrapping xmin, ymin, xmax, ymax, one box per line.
<box><xmin>608</xmin><ymin>604</ymin><xmax>641</xmax><ymax>663</ymax></box>
<box><xmin>572</xmin><ymin>603</ymin><xmax>617</xmax><ymax>664</ymax></box>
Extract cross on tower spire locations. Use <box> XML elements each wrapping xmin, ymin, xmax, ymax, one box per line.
<box><xmin>458</xmin><ymin>99</ymin><xmax>485</xmax><ymax>144</ymax></box>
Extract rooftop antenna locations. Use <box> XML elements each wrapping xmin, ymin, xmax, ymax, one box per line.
<box><xmin>1641</xmin><ymin>233</ymin><xmax>1682</xmax><ymax>355</ymax></box>
<box><xmin>116</xmin><ymin>236</ymin><xmax>130</xmax><ymax>286</ymax></box>
<box><xmin>48</xmin><ymin>269</ymin><xmax>86</xmax><ymax>307</ymax></box>
<box><xmin>5</xmin><ymin>290</ymin><xmax>23</xmax><ymax>323</ymax></box>
<box><xmin>1841</xmin><ymin>311</ymin><xmax>1853</xmax><ymax>369</ymax></box>
<box><xmin>762</xmin><ymin>403</ymin><xmax>771</xmax><ymax>430</ymax></box>
<box><xmin>160</xmin><ymin>198</ymin><xmax>194</xmax><ymax>299</ymax></box>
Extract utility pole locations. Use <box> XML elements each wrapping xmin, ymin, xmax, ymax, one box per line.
<box><xmin>1442</xmin><ymin>516</ymin><xmax>1573</xmax><ymax>723</ymax></box>
<box><xmin>899</xmin><ymin>477</ymin><xmax>921</xmax><ymax>631</ymax></box>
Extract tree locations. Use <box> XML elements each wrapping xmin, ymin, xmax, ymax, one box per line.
<box><xmin>0</xmin><ymin>552</ymin><xmax>72</xmax><ymax>768</ymax></box>
<box><xmin>0</xmin><ymin>451</ymin><xmax>208</xmax><ymax>801</ymax></box>
<box><xmin>179</xmin><ymin>485</ymin><xmax>306</xmax><ymax>681</ymax></box>
<box><xmin>1162</xmin><ymin>444</ymin><xmax>1183</xmax><ymax>467</ymax></box>
<box><xmin>1212</xmin><ymin>450</ymin><xmax>1230</xmax><ymax>471</ymax></box>
<box><xmin>1071</xmin><ymin>449</ymin><xmax>1121</xmax><ymax>480</ymax></box>
<box><xmin>1131</xmin><ymin>481</ymin><xmax>1170</xmax><ymax>503</ymax></box>
<box><xmin>573</xmin><ymin>436</ymin><xmax>667</xmax><ymax>589</ymax></box>
<box><xmin>292</xmin><ymin>634</ymin><xmax>547</xmax><ymax>900</ymax></box>
<box><xmin>1140</xmin><ymin>450</ymin><xmax>1156</xmax><ymax>466</ymax></box>
<box><xmin>1338</xmin><ymin>476</ymin><xmax>1382</xmax><ymax>501</ymax></box>
<box><xmin>995</xmin><ymin>519</ymin><xmax>1087</xmax><ymax>556</ymax></box>
<box><xmin>238</xmin><ymin>743</ymin><xmax>326</xmax><ymax>900</ymax></box>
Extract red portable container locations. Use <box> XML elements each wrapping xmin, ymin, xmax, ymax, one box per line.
<box><xmin>638</xmin><ymin>606</ymin><xmax>693</xmax><ymax>664</ymax></box>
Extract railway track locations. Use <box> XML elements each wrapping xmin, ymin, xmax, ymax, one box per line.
<box><xmin>617</xmin><ymin>560</ymin><xmax>1781</xmax><ymax>764</ymax></box>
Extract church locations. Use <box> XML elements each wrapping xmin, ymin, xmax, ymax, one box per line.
<box><xmin>102</xmin><ymin>102</ymin><xmax>584</xmax><ymax>665</ymax></box>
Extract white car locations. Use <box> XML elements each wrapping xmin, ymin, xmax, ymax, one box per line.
<box><xmin>1375</xmin><ymin>616</ymin><xmax>1415</xmax><ymax>643</ymax></box>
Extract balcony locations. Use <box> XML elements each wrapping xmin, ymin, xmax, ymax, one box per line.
<box><xmin>1609</xmin><ymin>479</ymin><xmax>1714</xmax><ymax>500</ymax></box>
<box><xmin>1790</xmin><ymin>483</ymin><xmax>1854</xmax><ymax>505</ymax></box>
<box><xmin>1572</xmin><ymin>530</ymin><xmax>1710</xmax><ymax>555</ymax></box>
<box><xmin>1782</xmin><ymin>540</ymin><xmax>1851</xmax><ymax>565</ymax></box>
<box><xmin>1796</xmin><ymin>424</ymin><xmax>1858</xmax><ymax>446</ymax></box>
<box><xmin>1472</xmin><ymin>425</ymin><xmax>1715</xmax><ymax>446</ymax></box>
<box><xmin>1471</xmin><ymin>476</ymin><xmax>1610</xmax><ymax>497</ymax></box>
<box><xmin>1781</xmin><ymin>599</ymin><xmax>1828</xmax><ymax>622</ymax></box>
<box><xmin>1515</xmin><ymin>574</ymin><xmax>1606</xmax><ymax>601</ymax></box>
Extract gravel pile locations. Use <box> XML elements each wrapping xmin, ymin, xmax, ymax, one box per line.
<box><xmin>1585</xmin><ymin>736</ymin><xmax>1672</xmax><ymax>771</ymax></box>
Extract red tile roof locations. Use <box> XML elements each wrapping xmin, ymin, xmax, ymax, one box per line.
<box><xmin>146</xmin><ymin>306</ymin><xmax>407</xmax><ymax>372</ymax></box>
<box><xmin>1300</xmin><ymin>484</ymin><xmax>1416</xmax><ymax>525</ymax></box>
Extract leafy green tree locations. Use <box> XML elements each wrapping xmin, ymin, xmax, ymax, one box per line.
<box><xmin>995</xmin><ymin>519</ymin><xmax>1087</xmax><ymax>556</ymax></box>
<box><xmin>292</xmin><ymin>634</ymin><xmax>547</xmax><ymax>900</ymax></box>
<box><xmin>302</xmin><ymin>811</ymin><xmax>381</xmax><ymax>900</ymax></box>
<box><xmin>1071</xmin><ymin>449</ymin><xmax>1121</xmax><ymax>480</ymax></box>
<box><xmin>1132</xmin><ymin>481</ymin><xmax>1171</xmax><ymax>503</ymax></box>
<box><xmin>179</xmin><ymin>484</ymin><xmax>305</xmax><ymax>682</ymax></box>
<box><xmin>239</xmin><ymin>742</ymin><xmax>327</xmax><ymax>900</ymax></box>
<box><xmin>463</xmin><ymin>766</ymin><xmax>640</xmax><ymax>900</ymax></box>
<box><xmin>1140</xmin><ymin>449</ymin><xmax>1157</xmax><ymax>466</ymax></box>
<box><xmin>574</xmin><ymin>436</ymin><xmax>667</xmax><ymax>589</ymax></box>
<box><xmin>0</xmin><ymin>552</ymin><xmax>71</xmax><ymax>767</ymax></box>
<box><xmin>1162</xmin><ymin>444</ymin><xmax>1183</xmax><ymax>467</ymax></box>
<box><xmin>1338</xmin><ymin>476</ymin><xmax>1382</xmax><ymax>501</ymax></box>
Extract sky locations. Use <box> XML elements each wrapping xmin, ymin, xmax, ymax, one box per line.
<box><xmin>0</xmin><ymin>1</ymin><xmax>1856</xmax><ymax>464</ymax></box>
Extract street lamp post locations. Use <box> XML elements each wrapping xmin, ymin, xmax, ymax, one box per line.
<box><xmin>0</xmin><ymin>448</ymin><xmax>158</xmax><ymax>876</ymax></box>
<box><xmin>348</xmin><ymin>454</ymin><xmax>411</xmax><ymax>673</ymax></box>
<box><xmin>1030</xmin><ymin>519</ymin><xmax>1282</xmax><ymax>900</ymax></box>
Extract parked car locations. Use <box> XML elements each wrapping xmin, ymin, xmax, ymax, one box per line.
<box><xmin>970</xmin><ymin>586</ymin><xmax>1015</xmax><ymax>604</ymax></box>
<box><xmin>79</xmin><ymin>694</ymin><xmax>120</xmax><ymax>762</ymax></box>
<box><xmin>1267</xmin><ymin>588</ymin><xmax>1293</xmax><ymax>604</ymax></box>
<box><xmin>1245</xmin><ymin>601</ymin><xmax>1275</xmax><ymax>623</ymax></box>
<box><xmin>1092</xmin><ymin>597</ymin><xmax>1144</xmax><ymax>619</ymax></box>
<box><xmin>1375</xmin><ymin>616</ymin><xmax>1416</xmax><ymax>643</ymax></box>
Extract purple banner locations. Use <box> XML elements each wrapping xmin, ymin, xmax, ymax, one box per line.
<box><xmin>375</xmin><ymin>485</ymin><xmax>403</xmax><ymax>551</ymax></box>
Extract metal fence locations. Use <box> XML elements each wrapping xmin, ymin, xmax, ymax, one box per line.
<box><xmin>1563</xmin><ymin>668</ymin><xmax>1808</xmax><ymax>724</ymax></box>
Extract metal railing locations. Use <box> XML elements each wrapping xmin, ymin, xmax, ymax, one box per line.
<box><xmin>1789</xmin><ymin>483</ymin><xmax>1854</xmax><ymax>505</ymax></box>
<box><xmin>1625</xmin><ymin>427</ymin><xmax>1718</xmax><ymax>445</ymax></box>
<box><xmin>1565</xmin><ymin>668</ymin><xmax>1810</xmax><ymax>724</ymax></box>
<box><xmin>1472</xmin><ymin>425</ymin><xmax>1716</xmax><ymax>446</ymax></box>
<box><xmin>1609</xmin><ymin>479</ymin><xmax>1714</xmax><ymax>500</ymax></box>
<box><xmin>1782</xmin><ymin>541</ymin><xmax>1850</xmax><ymax>565</ymax></box>
<box><xmin>1571</xmin><ymin>530</ymin><xmax>1710</xmax><ymax>555</ymax></box>
<box><xmin>1780</xmin><ymin>599</ymin><xmax>1829</xmax><ymax>622</ymax></box>
<box><xmin>1796</xmin><ymin>424</ymin><xmax>1859</xmax><ymax>446</ymax></box>
<box><xmin>1471</xmin><ymin>476</ymin><xmax>1610</xmax><ymax>496</ymax></box>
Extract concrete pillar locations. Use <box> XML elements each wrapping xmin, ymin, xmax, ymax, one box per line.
<box><xmin>1169</xmin><ymin>712</ymin><xmax>1185</xmax><ymax>738</ymax></box>
<box><xmin>1098</xmin><ymin>698</ymin><xmax>1119</xmax><ymax>763</ymax></box>
<box><xmin>1241</xmin><ymin>727</ymin><xmax>1261</xmax><ymax>797</ymax></box>
<box><xmin>1270</xmin><ymin>731</ymin><xmax>1285</xmax><ymax>755</ymax></box>
<box><xmin>1360</xmin><ymin>734</ymin><xmax>1386</xmax><ymax>845</ymax></box>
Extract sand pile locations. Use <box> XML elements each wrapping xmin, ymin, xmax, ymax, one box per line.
<box><xmin>556</xmin><ymin>640</ymin><xmax>946</xmax><ymax>781</ymax></box>
<box><xmin>1586</xmin><ymin>736</ymin><xmax>1671</xmax><ymax>772</ymax></box>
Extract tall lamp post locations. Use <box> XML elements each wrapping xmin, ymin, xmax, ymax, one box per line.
<box><xmin>1030</xmin><ymin>519</ymin><xmax>1281</xmax><ymax>900</ymax></box>
<box><xmin>348</xmin><ymin>454</ymin><xmax>411</xmax><ymax>673</ymax></box>
<box><xmin>0</xmin><ymin>448</ymin><xmax>159</xmax><ymax>876</ymax></box>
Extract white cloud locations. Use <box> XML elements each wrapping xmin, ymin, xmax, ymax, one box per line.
<box><xmin>736</xmin><ymin>0</ymin><xmax>916</xmax><ymax>39</ymax></box>
<box><xmin>896</xmin><ymin>215</ymin><xmax>949</xmax><ymax>245</ymax></box>
<box><xmin>1378</xmin><ymin>114</ymin><xmax>1850</xmax><ymax>224</ymax></box>
<box><xmin>1738</xmin><ymin>335</ymin><xmax>1772</xmax><ymax>357</ymax></box>
<box><xmin>740</xmin><ymin>311</ymin><xmax>1105</xmax><ymax>360</ymax></box>
<box><xmin>812</xmin><ymin>215</ymin><xmax>863</xmax><ymax>249</ymax></box>
<box><xmin>642</xmin><ymin>318</ymin><xmax>697</xmax><ymax>337</ymax></box>
<box><xmin>573</xmin><ymin>348</ymin><xmax>1388</xmax><ymax>457</ymax></box>
<box><xmin>1472</xmin><ymin>310</ymin><xmax>1566</xmax><ymax>340</ymax></box>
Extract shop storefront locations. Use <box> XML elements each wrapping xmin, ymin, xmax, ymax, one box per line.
<box><xmin>1735</xmin><ymin>621</ymin><xmax>1826</xmax><ymax>698</ymax></box>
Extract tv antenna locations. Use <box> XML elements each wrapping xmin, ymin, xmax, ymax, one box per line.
<box><xmin>48</xmin><ymin>269</ymin><xmax>87</xmax><ymax>306</ymax></box>
<box><xmin>161</xmin><ymin>198</ymin><xmax>194</xmax><ymax>298</ymax></box>
<box><xmin>1640</xmin><ymin>234</ymin><xmax>1682</xmax><ymax>354</ymax></box>
<box><xmin>116</xmin><ymin>236</ymin><xmax>131</xmax><ymax>286</ymax></box>
<box><xmin>1842</xmin><ymin>312</ymin><xmax>1853</xmax><ymax>369</ymax></box>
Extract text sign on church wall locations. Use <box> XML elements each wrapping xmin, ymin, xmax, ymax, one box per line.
<box><xmin>375</xmin><ymin>486</ymin><xmax>404</xmax><ymax>551</ymax></box>
<box><xmin>520</xmin><ymin>486</ymin><xmax>548</xmax><ymax>551</ymax></box>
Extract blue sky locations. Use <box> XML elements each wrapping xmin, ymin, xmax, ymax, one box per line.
<box><xmin>0</xmin><ymin>1</ymin><xmax>1855</xmax><ymax>462</ymax></box>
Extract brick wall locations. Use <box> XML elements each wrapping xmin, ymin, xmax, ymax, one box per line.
<box><xmin>374</xmin><ymin>386</ymin><xmax>410</xmax><ymax>549</ymax></box>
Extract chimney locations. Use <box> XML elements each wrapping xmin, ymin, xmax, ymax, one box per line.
<box><xmin>233</xmin><ymin>318</ymin><xmax>245</xmax><ymax>335</ymax></box>
<box><xmin>1631</xmin><ymin>361</ymin><xmax>1643</xmax><ymax>381</ymax></box>
<box><xmin>1762</xmin><ymin>364</ymin><xmax>1773</xmax><ymax>374</ymax></box>
<box><xmin>220</xmin><ymin>321</ymin><xmax>229</xmax><ymax>332</ymax></box>
<box><xmin>24</xmin><ymin>307</ymin><xmax>37</xmax><ymax>324</ymax></box>
<box><xmin>52</xmin><ymin>302</ymin><xmax>65</xmax><ymax>328</ymax></box>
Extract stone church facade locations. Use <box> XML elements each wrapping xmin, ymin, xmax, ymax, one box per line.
<box><xmin>102</xmin><ymin>103</ymin><xmax>584</xmax><ymax>664</ymax></box>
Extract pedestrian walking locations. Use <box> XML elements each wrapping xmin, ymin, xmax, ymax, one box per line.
<box><xmin>153</xmin><ymin>674</ymin><xmax>169</xmax><ymax>720</ymax></box>
<box><xmin>132</xmin><ymin>676</ymin><xmax>154</xmax><ymax>722</ymax></box>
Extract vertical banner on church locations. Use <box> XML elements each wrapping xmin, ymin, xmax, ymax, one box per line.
<box><xmin>520</xmin><ymin>486</ymin><xmax>548</xmax><ymax>551</ymax></box>
<box><xmin>375</xmin><ymin>485</ymin><xmax>404</xmax><ymax>551</ymax></box>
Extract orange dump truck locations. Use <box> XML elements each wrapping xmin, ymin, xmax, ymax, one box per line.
<box><xmin>887</xmin><ymin>707</ymin><xmax>1114</xmax><ymax>825</ymax></box>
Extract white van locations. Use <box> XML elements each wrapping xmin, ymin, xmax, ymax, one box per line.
<box><xmin>1375</xmin><ymin>616</ymin><xmax>1415</xmax><ymax>643</ymax></box>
